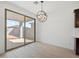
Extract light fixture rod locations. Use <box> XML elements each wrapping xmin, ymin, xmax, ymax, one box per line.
<box><xmin>41</xmin><ymin>1</ymin><xmax>44</xmax><ymax>11</ymax></box>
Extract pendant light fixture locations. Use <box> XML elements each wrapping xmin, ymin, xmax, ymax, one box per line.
<box><xmin>36</xmin><ymin>1</ymin><xmax>47</xmax><ymax>22</ymax></box>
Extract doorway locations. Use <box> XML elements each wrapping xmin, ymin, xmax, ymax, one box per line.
<box><xmin>5</xmin><ymin>9</ymin><xmax>36</xmax><ymax>51</ymax></box>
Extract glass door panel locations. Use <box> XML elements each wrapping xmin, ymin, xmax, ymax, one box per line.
<box><xmin>25</xmin><ymin>17</ymin><xmax>35</xmax><ymax>44</ymax></box>
<box><xmin>6</xmin><ymin>10</ymin><xmax>24</xmax><ymax>50</ymax></box>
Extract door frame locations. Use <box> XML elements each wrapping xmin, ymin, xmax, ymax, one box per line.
<box><xmin>5</xmin><ymin>8</ymin><xmax>36</xmax><ymax>52</ymax></box>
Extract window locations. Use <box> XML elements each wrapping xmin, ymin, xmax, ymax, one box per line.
<box><xmin>7</xmin><ymin>19</ymin><xmax>19</xmax><ymax>27</ymax></box>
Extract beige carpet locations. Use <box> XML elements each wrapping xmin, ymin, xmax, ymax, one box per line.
<box><xmin>0</xmin><ymin>42</ymin><xmax>79</xmax><ymax>58</ymax></box>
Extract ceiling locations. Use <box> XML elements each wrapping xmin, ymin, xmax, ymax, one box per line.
<box><xmin>8</xmin><ymin>1</ymin><xmax>54</xmax><ymax>14</ymax></box>
<box><xmin>8</xmin><ymin>1</ymin><xmax>79</xmax><ymax>15</ymax></box>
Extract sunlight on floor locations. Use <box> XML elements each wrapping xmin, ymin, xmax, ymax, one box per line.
<box><xmin>9</xmin><ymin>38</ymin><xmax>33</xmax><ymax>43</ymax></box>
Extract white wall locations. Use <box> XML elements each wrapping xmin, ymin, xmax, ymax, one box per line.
<box><xmin>38</xmin><ymin>1</ymin><xmax>79</xmax><ymax>50</ymax></box>
<box><xmin>0</xmin><ymin>1</ymin><xmax>35</xmax><ymax>54</ymax></box>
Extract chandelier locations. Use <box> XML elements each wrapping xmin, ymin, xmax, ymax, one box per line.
<box><xmin>36</xmin><ymin>1</ymin><xmax>47</xmax><ymax>22</ymax></box>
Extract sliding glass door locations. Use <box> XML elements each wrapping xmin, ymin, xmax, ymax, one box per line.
<box><xmin>25</xmin><ymin>17</ymin><xmax>35</xmax><ymax>44</ymax></box>
<box><xmin>5</xmin><ymin>9</ymin><xmax>35</xmax><ymax>51</ymax></box>
<box><xmin>6</xmin><ymin>10</ymin><xmax>24</xmax><ymax>50</ymax></box>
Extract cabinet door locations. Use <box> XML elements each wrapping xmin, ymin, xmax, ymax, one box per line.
<box><xmin>76</xmin><ymin>38</ymin><xmax>79</xmax><ymax>55</ymax></box>
<box><xmin>74</xmin><ymin>9</ymin><xmax>79</xmax><ymax>27</ymax></box>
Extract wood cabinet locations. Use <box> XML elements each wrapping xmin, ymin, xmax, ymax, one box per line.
<box><xmin>74</xmin><ymin>9</ymin><xmax>79</xmax><ymax>55</ymax></box>
<box><xmin>76</xmin><ymin>38</ymin><xmax>79</xmax><ymax>55</ymax></box>
<box><xmin>74</xmin><ymin>9</ymin><xmax>79</xmax><ymax>27</ymax></box>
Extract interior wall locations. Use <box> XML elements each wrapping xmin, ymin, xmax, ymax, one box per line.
<box><xmin>0</xmin><ymin>1</ymin><xmax>36</xmax><ymax>54</ymax></box>
<box><xmin>38</xmin><ymin>1</ymin><xmax>79</xmax><ymax>50</ymax></box>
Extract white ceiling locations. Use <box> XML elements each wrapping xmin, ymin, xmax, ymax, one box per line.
<box><xmin>8</xmin><ymin>1</ymin><xmax>55</xmax><ymax>14</ymax></box>
<box><xmin>8</xmin><ymin>1</ymin><xmax>79</xmax><ymax>15</ymax></box>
